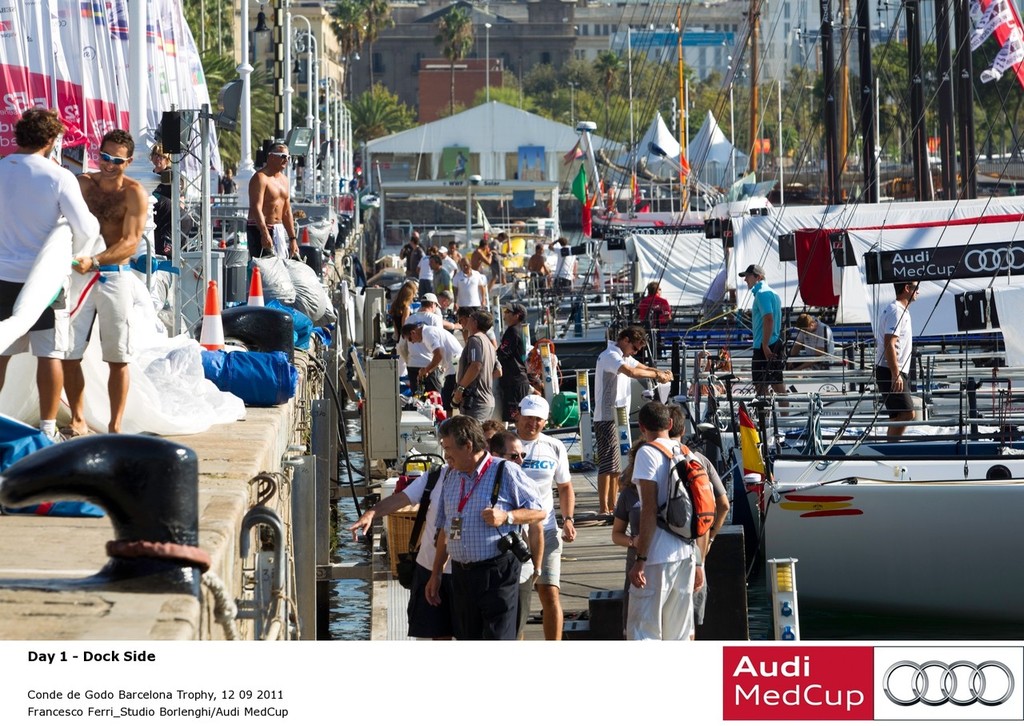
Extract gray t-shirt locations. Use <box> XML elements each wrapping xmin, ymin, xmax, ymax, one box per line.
<box><xmin>458</xmin><ymin>332</ymin><xmax>495</xmax><ymax>409</ymax></box>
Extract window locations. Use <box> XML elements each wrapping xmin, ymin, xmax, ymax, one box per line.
<box><xmin>541</xmin><ymin>51</ymin><xmax>551</xmax><ymax>64</ymax></box>
<box><xmin>372</xmin><ymin>52</ymin><xmax>384</xmax><ymax>74</ymax></box>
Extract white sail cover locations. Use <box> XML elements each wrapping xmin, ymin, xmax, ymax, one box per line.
<box><xmin>0</xmin><ymin>0</ymin><xmax>218</xmax><ymax>169</ymax></box>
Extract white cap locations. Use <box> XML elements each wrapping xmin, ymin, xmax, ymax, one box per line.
<box><xmin>438</xmin><ymin>246</ymin><xmax>448</xmax><ymax>254</ymax></box>
<box><xmin>421</xmin><ymin>293</ymin><xmax>439</xmax><ymax>304</ymax></box>
<box><xmin>519</xmin><ymin>394</ymin><xmax>549</xmax><ymax>419</ymax></box>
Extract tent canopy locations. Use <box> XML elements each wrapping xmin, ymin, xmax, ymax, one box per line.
<box><xmin>365</xmin><ymin>101</ymin><xmax>621</xmax><ymax>183</ymax></box>
<box><xmin>687</xmin><ymin>111</ymin><xmax>748</xmax><ymax>189</ymax></box>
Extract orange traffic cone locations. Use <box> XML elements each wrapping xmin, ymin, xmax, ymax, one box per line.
<box><xmin>199</xmin><ymin>280</ymin><xmax>224</xmax><ymax>351</ymax></box>
<box><xmin>301</xmin><ymin>227</ymin><xmax>310</xmax><ymax>245</ymax></box>
<box><xmin>247</xmin><ymin>265</ymin><xmax>265</xmax><ymax>306</ymax></box>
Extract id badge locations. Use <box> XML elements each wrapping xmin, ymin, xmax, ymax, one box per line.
<box><xmin>450</xmin><ymin>516</ymin><xmax>462</xmax><ymax>541</ymax></box>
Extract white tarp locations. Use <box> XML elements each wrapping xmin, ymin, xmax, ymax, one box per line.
<box><xmin>728</xmin><ymin>197</ymin><xmax>1024</xmax><ymax>336</ymax></box>
<box><xmin>628</xmin><ymin>232</ymin><xmax>725</xmax><ymax>307</ymax></box>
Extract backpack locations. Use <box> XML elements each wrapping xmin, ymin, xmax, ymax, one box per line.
<box><xmin>643</xmin><ymin>440</ymin><xmax>716</xmax><ymax>541</ymax></box>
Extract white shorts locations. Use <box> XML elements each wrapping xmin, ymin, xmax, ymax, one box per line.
<box><xmin>537</xmin><ymin>527</ymin><xmax>563</xmax><ymax>588</ymax></box>
<box><xmin>1</xmin><ymin>291</ymin><xmax>72</xmax><ymax>359</ymax></box>
<box><xmin>625</xmin><ymin>556</ymin><xmax>696</xmax><ymax>641</ymax></box>
<box><xmin>68</xmin><ymin>269</ymin><xmax>134</xmax><ymax>363</ymax></box>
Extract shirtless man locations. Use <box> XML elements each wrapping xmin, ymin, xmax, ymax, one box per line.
<box><xmin>526</xmin><ymin>243</ymin><xmax>551</xmax><ymax>288</ymax></box>
<box><xmin>247</xmin><ymin>143</ymin><xmax>298</xmax><ymax>259</ymax></box>
<box><xmin>64</xmin><ymin>129</ymin><xmax>148</xmax><ymax>434</ymax></box>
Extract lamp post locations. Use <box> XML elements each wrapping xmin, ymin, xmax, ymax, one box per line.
<box><xmin>293</xmin><ymin>14</ymin><xmax>319</xmax><ymax>198</ymax></box>
<box><xmin>485</xmin><ymin>22</ymin><xmax>492</xmax><ymax>103</ymax></box>
<box><xmin>235</xmin><ymin>0</ymin><xmax>259</xmax><ymax>209</ymax></box>
<box><xmin>283</xmin><ymin>2</ymin><xmax>292</xmax><ymax>141</ymax></box>
<box><xmin>569</xmin><ymin>81</ymin><xmax>575</xmax><ymax>126</ymax></box>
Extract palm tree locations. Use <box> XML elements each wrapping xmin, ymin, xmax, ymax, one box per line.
<box><xmin>330</xmin><ymin>0</ymin><xmax>367</xmax><ymax>99</ymax></box>
<box><xmin>347</xmin><ymin>84</ymin><xmax>415</xmax><ymax>144</ymax></box>
<box><xmin>360</xmin><ymin>0</ymin><xmax>394</xmax><ymax>87</ymax></box>
<box><xmin>435</xmin><ymin>7</ymin><xmax>473</xmax><ymax>116</ymax></box>
<box><xmin>202</xmin><ymin>52</ymin><xmax>276</xmax><ymax>168</ymax></box>
<box><xmin>593</xmin><ymin>50</ymin><xmax>623</xmax><ymax>136</ymax></box>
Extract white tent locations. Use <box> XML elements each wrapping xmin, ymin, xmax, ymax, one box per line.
<box><xmin>364</xmin><ymin>101</ymin><xmax>621</xmax><ymax>183</ymax></box>
<box><xmin>616</xmin><ymin>112</ymin><xmax>681</xmax><ymax>179</ymax></box>
<box><xmin>687</xmin><ymin>111</ymin><xmax>748</xmax><ymax>190</ymax></box>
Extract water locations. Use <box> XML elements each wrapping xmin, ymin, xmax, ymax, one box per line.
<box><xmin>328</xmin><ymin>420</ymin><xmax>373</xmax><ymax>640</ymax></box>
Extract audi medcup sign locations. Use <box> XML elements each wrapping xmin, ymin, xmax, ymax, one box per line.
<box><xmin>864</xmin><ymin>241</ymin><xmax>1024</xmax><ymax>284</ymax></box>
<box><xmin>875</xmin><ymin>647</ymin><xmax>1023</xmax><ymax>721</ymax></box>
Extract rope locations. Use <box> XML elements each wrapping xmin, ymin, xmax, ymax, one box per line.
<box><xmin>201</xmin><ymin>571</ymin><xmax>240</xmax><ymax>641</ymax></box>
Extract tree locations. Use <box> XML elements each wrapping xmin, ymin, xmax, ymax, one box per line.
<box><xmin>593</xmin><ymin>50</ymin><xmax>623</xmax><ymax>136</ymax></box>
<box><xmin>435</xmin><ymin>7</ymin><xmax>473</xmax><ymax>117</ymax></box>
<box><xmin>202</xmin><ymin>52</ymin><xmax>276</xmax><ymax>168</ymax></box>
<box><xmin>360</xmin><ymin>0</ymin><xmax>394</xmax><ymax>87</ymax></box>
<box><xmin>347</xmin><ymin>84</ymin><xmax>415</xmax><ymax>144</ymax></box>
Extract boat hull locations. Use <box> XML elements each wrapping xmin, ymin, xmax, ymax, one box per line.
<box><xmin>764</xmin><ymin>478</ymin><xmax>1024</xmax><ymax>622</ymax></box>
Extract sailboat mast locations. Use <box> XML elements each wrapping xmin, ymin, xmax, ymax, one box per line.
<box><xmin>955</xmin><ymin>0</ymin><xmax>977</xmax><ymax>198</ymax></box>
<box><xmin>748</xmin><ymin>0</ymin><xmax>760</xmax><ymax>173</ymax></box>
<box><xmin>906</xmin><ymin>0</ymin><xmax>931</xmax><ymax>201</ymax></box>
<box><xmin>856</xmin><ymin>0</ymin><xmax>877</xmax><ymax>202</ymax></box>
<box><xmin>819</xmin><ymin>0</ymin><xmax>841</xmax><ymax>203</ymax></box>
<box><xmin>936</xmin><ymin>0</ymin><xmax>957</xmax><ymax>199</ymax></box>
<box><xmin>678</xmin><ymin>7</ymin><xmax>689</xmax><ymax>211</ymax></box>
<box><xmin>839</xmin><ymin>0</ymin><xmax>850</xmax><ymax>174</ymax></box>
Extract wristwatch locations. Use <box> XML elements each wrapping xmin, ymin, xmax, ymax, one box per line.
<box><xmin>564</xmin><ymin>516</ymin><xmax>574</xmax><ymax>524</ymax></box>
<box><xmin>505</xmin><ymin>511</ymin><xmax>514</xmax><ymax>525</ymax></box>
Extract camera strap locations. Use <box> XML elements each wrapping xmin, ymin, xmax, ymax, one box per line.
<box><xmin>489</xmin><ymin>459</ymin><xmax>508</xmax><ymax>530</ymax></box>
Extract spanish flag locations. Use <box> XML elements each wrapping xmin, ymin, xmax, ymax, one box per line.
<box><xmin>739</xmin><ymin>403</ymin><xmax>768</xmax><ymax>514</ymax></box>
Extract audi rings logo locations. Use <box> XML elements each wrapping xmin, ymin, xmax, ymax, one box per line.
<box><xmin>963</xmin><ymin>246</ymin><xmax>1024</xmax><ymax>274</ymax></box>
<box><xmin>883</xmin><ymin>660</ymin><xmax>1015</xmax><ymax>707</ymax></box>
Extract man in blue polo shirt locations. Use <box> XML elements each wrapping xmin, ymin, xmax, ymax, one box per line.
<box><xmin>426</xmin><ymin>415</ymin><xmax>545</xmax><ymax>640</ymax></box>
<box><xmin>741</xmin><ymin>264</ymin><xmax>785</xmax><ymax>401</ymax></box>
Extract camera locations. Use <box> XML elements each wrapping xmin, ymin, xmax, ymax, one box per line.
<box><xmin>497</xmin><ymin>530</ymin><xmax>532</xmax><ymax>563</ymax></box>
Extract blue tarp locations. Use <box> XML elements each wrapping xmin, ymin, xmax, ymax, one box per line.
<box><xmin>201</xmin><ymin>350</ymin><xmax>298</xmax><ymax>406</ymax></box>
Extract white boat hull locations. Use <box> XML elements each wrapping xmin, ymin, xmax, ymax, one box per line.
<box><xmin>764</xmin><ymin>478</ymin><xmax>1024</xmax><ymax>622</ymax></box>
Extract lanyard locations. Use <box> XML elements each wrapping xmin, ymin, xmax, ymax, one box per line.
<box><xmin>457</xmin><ymin>455</ymin><xmax>493</xmax><ymax>513</ymax></box>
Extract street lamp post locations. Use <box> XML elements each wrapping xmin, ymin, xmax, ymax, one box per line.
<box><xmin>235</xmin><ymin>0</ymin><xmax>257</xmax><ymax>209</ymax></box>
<box><xmin>485</xmin><ymin>23</ymin><xmax>492</xmax><ymax>103</ymax></box>
<box><xmin>283</xmin><ymin>2</ymin><xmax>292</xmax><ymax>141</ymax></box>
<box><xmin>293</xmin><ymin>14</ymin><xmax>319</xmax><ymax>198</ymax></box>
<box><xmin>569</xmin><ymin>81</ymin><xmax>575</xmax><ymax>126</ymax></box>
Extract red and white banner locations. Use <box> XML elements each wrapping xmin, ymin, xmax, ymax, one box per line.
<box><xmin>972</xmin><ymin>0</ymin><xmax>1024</xmax><ymax>89</ymax></box>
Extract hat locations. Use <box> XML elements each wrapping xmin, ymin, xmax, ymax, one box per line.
<box><xmin>438</xmin><ymin>246</ymin><xmax>448</xmax><ymax>254</ymax></box>
<box><xmin>519</xmin><ymin>394</ymin><xmax>549</xmax><ymax>419</ymax></box>
<box><xmin>504</xmin><ymin>302</ymin><xmax>527</xmax><ymax>319</ymax></box>
<box><xmin>421</xmin><ymin>293</ymin><xmax>439</xmax><ymax>304</ymax></box>
<box><xmin>740</xmin><ymin>264</ymin><xmax>766</xmax><ymax>278</ymax></box>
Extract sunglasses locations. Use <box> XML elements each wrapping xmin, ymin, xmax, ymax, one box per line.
<box><xmin>99</xmin><ymin>151</ymin><xmax>130</xmax><ymax>165</ymax></box>
<box><xmin>504</xmin><ymin>451</ymin><xmax>525</xmax><ymax>461</ymax></box>
<box><xmin>269</xmin><ymin>151</ymin><xmax>290</xmax><ymax>159</ymax></box>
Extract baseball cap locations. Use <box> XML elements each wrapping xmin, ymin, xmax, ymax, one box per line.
<box><xmin>740</xmin><ymin>264</ymin><xmax>766</xmax><ymax>278</ymax></box>
<box><xmin>421</xmin><ymin>293</ymin><xmax>439</xmax><ymax>304</ymax></box>
<box><xmin>504</xmin><ymin>302</ymin><xmax>527</xmax><ymax>318</ymax></box>
<box><xmin>438</xmin><ymin>246</ymin><xmax>448</xmax><ymax>254</ymax></box>
<box><xmin>519</xmin><ymin>394</ymin><xmax>549</xmax><ymax>419</ymax></box>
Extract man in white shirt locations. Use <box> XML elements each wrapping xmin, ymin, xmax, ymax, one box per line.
<box><xmin>628</xmin><ymin>401</ymin><xmax>700</xmax><ymax>640</ymax></box>
<box><xmin>0</xmin><ymin>109</ymin><xmax>100</xmax><ymax>442</ymax></box>
<box><xmin>552</xmin><ymin>237</ymin><xmax>576</xmax><ymax>292</ymax></box>
<box><xmin>515</xmin><ymin>394</ymin><xmax>575</xmax><ymax>640</ymax></box>
<box><xmin>453</xmin><ymin>257</ymin><xmax>487</xmax><ymax>310</ymax></box>
<box><xmin>874</xmin><ymin>281</ymin><xmax>919</xmax><ymax>438</ymax></box>
<box><xmin>407</xmin><ymin>293</ymin><xmax>458</xmax><ymax>333</ymax></box>
<box><xmin>593</xmin><ymin>326</ymin><xmax>673</xmax><ymax>514</ymax></box>
<box><xmin>401</xmin><ymin>322</ymin><xmax>447</xmax><ymax>392</ymax></box>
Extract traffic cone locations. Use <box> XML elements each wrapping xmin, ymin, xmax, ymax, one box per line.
<box><xmin>247</xmin><ymin>265</ymin><xmax>265</xmax><ymax>306</ymax></box>
<box><xmin>199</xmin><ymin>280</ymin><xmax>224</xmax><ymax>351</ymax></box>
<box><xmin>301</xmin><ymin>227</ymin><xmax>310</xmax><ymax>245</ymax></box>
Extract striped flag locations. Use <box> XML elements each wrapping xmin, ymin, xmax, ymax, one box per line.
<box><xmin>562</xmin><ymin>141</ymin><xmax>583</xmax><ymax>164</ymax></box>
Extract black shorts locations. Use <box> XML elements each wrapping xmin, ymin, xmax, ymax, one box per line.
<box><xmin>752</xmin><ymin>339</ymin><xmax>786</xmax><ymax>386</ymax></box>
<box><xmin>407</xmin><ymin>564</ymin><xmax>456</xmax><ymax>639</ymax></box>
<box><xmin>0</xmin><ymin>280</ymin><xmax>57</xmax><ymax>331</ymax></box>
<box><xmin>595</xmin><ymin>420</ymin><xmax>620</xmax><ymax>475</ymax></box>
<box><xmin>875</xmin><ymin>366</ymin><xmax>914</xmax><ymax>415</ymax></box>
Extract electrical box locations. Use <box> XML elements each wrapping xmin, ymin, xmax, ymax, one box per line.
<box><xmin>365</xmin><ymin>357</ymin><xmax>400</xmax><ymax>460</ymax></box>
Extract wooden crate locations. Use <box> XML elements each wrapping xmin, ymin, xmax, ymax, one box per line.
<box><xmin>385</xmin><ymin>504</ymin><xmax>421</xmax><ymax>576</ymax></box>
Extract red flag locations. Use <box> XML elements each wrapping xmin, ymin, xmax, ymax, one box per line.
<box><xmin>562</xmin><ymin>141</ymin><xmax>583</xmax><ymax>164</ymax></box>
<box><xmin>582</xmin><ymin>190</ymin><xmax>597</xmax><ymax>237</ymax></box>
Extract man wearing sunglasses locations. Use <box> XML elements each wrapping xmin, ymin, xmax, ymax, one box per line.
<box><xmin>0</xmin><ymin>109</ymin><xmax>100</xmax><ymax>442</ymax></box>
<box><xmin>247</xmin><ymin>143</ymin><xmax>298</xmax><ymax>259</ymax></box>
<box><xmin>66</xmin><ymin>129</ymin><xmax>148</xmax><ymax>434</ymax></box>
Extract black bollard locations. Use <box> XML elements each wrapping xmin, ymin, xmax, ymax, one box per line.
<box><xmin>0</xmin><ymin>436</ymin><xmax>208</xmax><ymax>596</ymax></box>
<box><xmin>221</xmin><ymin>305</ymin><xmax>295</xmax><ymax>361</ymax></box>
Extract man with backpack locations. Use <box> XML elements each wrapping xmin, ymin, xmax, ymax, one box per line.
<box><xmin>627</xmin><ymin>401</ymin><xmax>709</xmax><ymax>640</ymax></box>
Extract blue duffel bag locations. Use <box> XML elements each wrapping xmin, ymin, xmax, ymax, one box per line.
<box><xmin>201</xmin><ymin>350</ymin><xmax>298</xmax><ymax>406</ymax></box>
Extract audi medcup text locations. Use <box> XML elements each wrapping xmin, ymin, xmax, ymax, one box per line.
<box><xmin>731</xmin><ymin>654</ymin><xmax>866</xmax><ymax>712</ymax></box>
